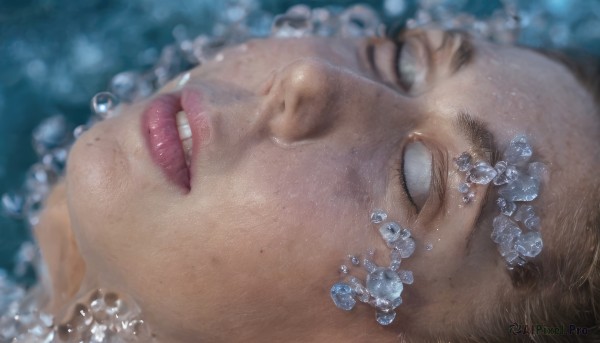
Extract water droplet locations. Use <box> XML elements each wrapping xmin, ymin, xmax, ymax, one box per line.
<box><xmin>363</xmin><ymin>258</ymin><xmax>377</xmax><ymax>273</ymax></box>
<box><xmin>496</xmin><ymin>197</ymin><xmax>516</xmax><ymax>216</ymax></box>
<box><xmin>348</xmin><ymin>277</ymin><xmax>369</xmax><ymax>303</ymax></box>
<box><xmin>468</xmin><ymin>161</ymin><xmax>498</xmax><ymax>184</ymax></box>
<box><xmin>375</xmin><ymin>310</ymin><xmax>396</xmax><ymax>325</ymax></box>
<box><xmin>330</xmin><ymin>283</ymin><xmax>356</xmax><ymax>311</ymax></box>
<box><xmin>524</xmin><ymin>216</ymin><xmax>541</xmax><ymax>231</ymax></box>
<box><xmin>498</xmin><ymin>174</ymin><xmax>540</xmax><ymax>202</ymax></box>
<box><xmin>340</xmin><ymin>265</ymin><xmax>349</xmax><ymax>274</ymax></box>
<box><xmin>514</xmin><ymin>231</ymin><xmax>543</xmax><ymax>258</ymax></box>
<box><xmin>462</xmin><ymin>191</ymin><xmax>476</xmax><ymax>204</ymax></box>
<box><xmin>110</xmin><ymin>71</ymin><xmax>153</xmax><ymax>103</ymax></box>
<box><xmin>1</xmin><ymin>191</ymin><xmax>25</xmax><ymax>218</ymax></box>
<box><xmin>393</xmin><ymin>237</ymin><xmax>415</xmax><ymax>258</ymax></box>
<box><xmin>384</xmin><ymin>0</ymin><xmax>407</xmax><ymax>16</ymax></box>
<box><xmin>91</xmin><ymin>92</ymin><xmax>120</xmax><ymax>119</ymax></box>
<box><xmin>339</xmin><ymin>5</ymin><xmax>381</xmax><ymax>37</ymax></box>
<box><xmin>493</xmin><ymin>163</ymin><xmax>519</xmax><ymax>185</ymax></box>
<box><xmin>514</xmin><ymin>205</ymin><xmax>535</xmax><ymax>222</ymax></box>
<box><xmin>271</xmin><ymin>6</ymin><xmax>313</xmax><ymax>37</ymax></box>
<box><xmin>366</xmin><ymin>268</ymin><xmax>403</xmax><ymax>302</ymax></box>
<box><xmin>503</xmin><ymin>135</ymin><xmax>532</xmax><ymax>165</ymax></box>
<box><xmin>379</xmin><ymin>221</ymin><xmax>409</xmax><ymax>244</ymax></box>
<box><xmin>397</xmin><ymin>270</ymin><xmax>414</xmax><ymax>284</ymax></box>
<box><xmin>455</xmin><ymin>152</ymin><xmax>472</xmax><ymax>172</ymax></box>
<box><xmin>491</xmin><ymin>214</ymin><xmax>522</xmax><ymax>244</ymax></box>
<box><xmin>370</xmin><ymin>209</ymin><xmax>387</xmax><ymax>224</ymax></box>
<box><xmin>73</xmin><ymin>125</ymin><xmax>88</xmax><ymax>139</ymax></box>
<box><xmin>32</xmin><ymin>115</ymin><xmax>70</xmax><ymax>156</ymax></box>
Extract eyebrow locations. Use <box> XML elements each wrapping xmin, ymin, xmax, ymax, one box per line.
<box><xmin>455</xmin><ymin>111</ymin><xmax>500</xmax><ymax>163</ymax></box>
<box><xmin>454</xmin><ymin>112</ymin><xmax>501</xmax><ymax>249</ymax></box>
<box><xmin>449</xmin><ymin>31</ymin><xmax>474</xmax><ymax>74</ymax></box>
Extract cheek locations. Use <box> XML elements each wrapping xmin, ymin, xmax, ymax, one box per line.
<box><xmin>66</xmin><ymin>120</ymin><xmax>133</xmax><ymax>276</ymax></box>
<box><xmin>129</xmin><ymin>154</ymin><xmax>376</xmax><ymax>337</ymax></box>
<box><xmin>65</xmin><ymin>115</ymin><xmax>164</xmax><ymax>285</ymax></box>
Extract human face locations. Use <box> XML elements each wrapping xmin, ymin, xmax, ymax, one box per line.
<box><xmin>65</xmin><ymin>29</ymin><xmax>598</xmax><ymax>342</ymax></box>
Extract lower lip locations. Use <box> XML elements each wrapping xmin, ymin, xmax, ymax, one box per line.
<box><xmin>142</xmin><ymin>94</ymin><xmax>190</xmax><ymax>191</ymax></box>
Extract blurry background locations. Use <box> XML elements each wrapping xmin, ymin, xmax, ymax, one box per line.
<box><xmin>0</xmin><ymin>0</ymin><xmax>598</xmax><ymax>281</ymax></box>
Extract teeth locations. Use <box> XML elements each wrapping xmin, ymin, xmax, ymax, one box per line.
<box><xmin>176</xmin><ymin>111</ymin><xmax>193</xmax><ymax>166</ymax></box>
<box><xmin>176</xmin><ymin>111</ymin><xmax>192</xmax><ymax>140</ymax></box>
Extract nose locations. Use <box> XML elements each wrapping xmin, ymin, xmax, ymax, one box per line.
<box><xmin>264</xmin><ymin>58</ymin><xmax>340</xmax><ymax>143</ymax></box>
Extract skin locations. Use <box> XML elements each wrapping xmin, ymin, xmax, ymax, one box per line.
<box><xmin>35</xmin><ymin>28</ymin><xmax>599</xmax><ymax>342</ymax></box>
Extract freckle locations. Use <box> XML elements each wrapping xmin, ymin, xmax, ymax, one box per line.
<box><xmin>260</xmin><ymin>249</ymin><xmax>264</xmax><ymax>254</ymax></box>
<box><xmin>95</xmin><ymin>137</ymin><xmax>100</xmax><ymax>141</ymax></box>
<box><xmin>210</xmin><ymin>256</ymin><xmax>220</xmax><ymax>265</ymax></box>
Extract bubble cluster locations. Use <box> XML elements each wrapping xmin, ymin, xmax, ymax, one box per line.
<box><xmin>456</xmin><ymin>135</ymin><xmax>546</xmax><ymax>267</ymax></box>
<box><xmin>2</xmin><ymin>115</ymin><xmax>72</xmax><ymax>227</ymax></box>
<box><xmin>1</xmin><ymin>288</ymin><xmax>150</xmax><ymax>343</ymax></box>
<box><xmin>330</xmin><ymin>210</ymin><xmax>415</xmax><ymax>326</ymax></box>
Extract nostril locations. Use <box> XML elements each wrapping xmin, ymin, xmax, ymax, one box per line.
<box><xmin>267</xmin><ymin>58</ymin><xmax>339</xmax><ymax>143</ymax></box>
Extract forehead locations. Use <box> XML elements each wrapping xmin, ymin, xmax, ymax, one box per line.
<box><xmin>430</xmin><ymin>36</ymin><xmax>598</xmax><ymax>168</ymax></box>
<box><xmin>434</xmin><ymin>37</ymin><xmax>599</xmax><ymax>228</ymax></box>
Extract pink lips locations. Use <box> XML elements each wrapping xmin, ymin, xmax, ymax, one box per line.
<box><xmin>141</xmin><ymin>88</ymin><xmax>210</xmax><ymax>192</ymax></box>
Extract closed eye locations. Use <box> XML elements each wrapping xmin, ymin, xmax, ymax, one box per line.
<box><xmin>401</xmin><ymin>140</ymin><xmax>432</xmax><ymax>211</ymax></box>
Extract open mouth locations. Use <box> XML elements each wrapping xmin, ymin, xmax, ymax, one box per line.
<box><xmin>142</xmin><ymin>94</ymin><xmax>192</xmax><ymax>191</ymax></box>
<box><xmin>141</xmin><ymin>87</ymin><xmax>210</xmax><ymax>193</ymax></box>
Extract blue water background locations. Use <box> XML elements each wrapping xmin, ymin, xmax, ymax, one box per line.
<box><xmin>0</xmin><ymin>0</ymin><xmax>598</xmax><ymax>278</ymax></box>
